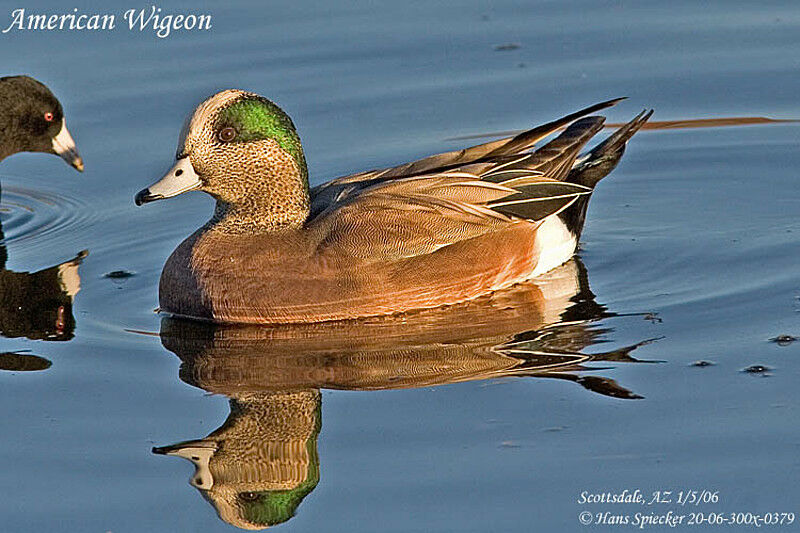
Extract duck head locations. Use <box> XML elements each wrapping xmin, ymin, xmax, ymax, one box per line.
<box><xmin>0</xmin><ymin>76</ymin><xmax>83</xmax><ymax>171</ymax></box>
<box><xmin>136</xmin><ymin>89</ymin><xmax>310</xmax><ymax>230</ymax></box>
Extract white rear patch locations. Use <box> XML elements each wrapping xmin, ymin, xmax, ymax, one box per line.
<box><xmin>529</xmin><ymin>216</ymin><xmax>577</xmax><ymax>278</ymax></box>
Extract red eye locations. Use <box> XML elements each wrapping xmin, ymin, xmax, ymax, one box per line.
<box><xmin>44</xmin><ymin>112</ymin><xmax>54</xmax><ymax>122</ymax></box>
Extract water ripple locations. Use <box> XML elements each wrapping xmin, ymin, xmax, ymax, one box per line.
<box><xmin>0</xmin><ymin>182</ymin><xmax>96</xmax><ymax>248</ymax></box>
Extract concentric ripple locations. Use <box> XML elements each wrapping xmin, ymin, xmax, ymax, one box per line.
<box><xmin>0</xmin><ymin>182</ymin><xmax>95</xmax><ymax>248</ymax></box>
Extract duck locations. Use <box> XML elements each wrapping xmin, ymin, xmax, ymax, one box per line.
<box><xmin>135</xmin><ymin>89</ymin><xmax>651</xmax><ymax>324</ymax></box>
<box><xmin>0</xmin><ymin>75</ymin><xmax>83</xmax><ymax>171</ymax></box>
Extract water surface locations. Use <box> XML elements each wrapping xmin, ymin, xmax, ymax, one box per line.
<box><xmin>1</xmin><ymin>1</ymin><xmax>799</xmax><ymax>531</ymax></box>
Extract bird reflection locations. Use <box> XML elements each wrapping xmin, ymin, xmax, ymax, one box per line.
<box><xmin>0</xmin><ymin>225</ymin><xmax>86</xmax><ymax>343</ymax></box>
<box><xmin>0</xmin><ymin>350</ymin><xmax>53</xmax><ymax>371</ymax></box>
<box><xmin>153</xmin><ymin>258</ymin><xmax>658</xmax><ymax>529</ymax></box>
<box><xmin>154</xmin><ymin>390</ymin><xmax>321</xmax><ymax>529</ymax></box>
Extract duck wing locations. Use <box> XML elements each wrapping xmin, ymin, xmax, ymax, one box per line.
<box><xmin>309</xmin><ymin>98</ymin><xmax>625</xmax><ymax>219</ymax></box>
<box><xmin>310</xmin><ymin>172</ymin><xmax>591</xmax><ymax>261</ymax></box>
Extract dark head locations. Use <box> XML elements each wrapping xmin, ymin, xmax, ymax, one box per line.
<box><xmin>0</xmin><ymin>75</ymin><xmax>83</xmax><ymax>171</ymax></box>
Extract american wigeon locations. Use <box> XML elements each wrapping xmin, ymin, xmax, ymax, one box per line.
<box><xmin>0</xmin><ymin>75</ymin><xmax>83</xmax><ymax>171</ymax></box>
<box><xmin>136</xmin><ymin>90</ymin><xmax>651</xmax><ymax>324</ymax></box>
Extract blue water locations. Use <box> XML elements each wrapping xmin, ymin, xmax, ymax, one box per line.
<box><xmin>1</xmin><ymin>1</ymin><xmax>799</xmax><ymax>531</ymax></box>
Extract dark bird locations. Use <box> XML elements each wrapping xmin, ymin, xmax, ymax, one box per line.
<box><xmin>0</xmin><ymin>75</ymin><xmax>83</xmax><ymax>171</ymax></box>
<box><xmin>0</xmin><ymin>75</ymin><xmax>85</xmax><ymax>346</ymax></box>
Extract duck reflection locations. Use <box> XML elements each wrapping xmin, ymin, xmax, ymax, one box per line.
<box><xmin>154</xmin><ymin>390</ymin><xmax>321</xmax><ymax>529</ymax></box>
<box><xmin>153</xmin><ymin>258</ymin><xmax>657</xmax><ymax>529</ymax></box>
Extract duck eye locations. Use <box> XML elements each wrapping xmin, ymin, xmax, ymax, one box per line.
<box><xmin>218</xmin><ymin>127</ymin><xmax>237</xmax><ymax>142</ymax></box>
<box><xmin>239</xmin><ymin>492</ymin><xmax>260</xmax><ymax>502</ymax></box>
<box><xmin>44</xmin><ymin>112</ymin><xmax>54</xmax><ymax>122</ymax></box>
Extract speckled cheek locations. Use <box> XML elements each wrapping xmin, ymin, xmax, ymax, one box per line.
<box><xmin>210</xmin><ymin>139</ymin><xmax>287</xmax><ymax>193</ymax></box>
<box><xmin>189</xmin><ymin>144</ymin><xmax>219</xmax><ymax>179</ymax></box>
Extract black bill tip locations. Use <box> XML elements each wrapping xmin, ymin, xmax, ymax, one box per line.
<box><xmin>70</xmin><ymin>156</ymin><xmax>84</xmax><ymax>172</ymax></box>
<box><xmin>135</xmin><ymin>188</ymin><xmax>160</xmax><ymax>206</ymax></box>
<box><xmin>58</xmin><ymin>150</ymin><xmax>84</xmax><ymax>172</ymax></box>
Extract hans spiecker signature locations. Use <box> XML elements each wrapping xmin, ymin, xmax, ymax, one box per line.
<box><xmin>2</xmin><ymin>6</ymin><xmax>211</xmax><ymax>38</ymax></box>
<box><xmin>578</xmin><ymin>510</ymin><xmax>796</xmax><ymax>528</ymax></box>
<box><xmin>577</xmin><ymin>490</ymin><xmax>796</xmax><ymax>529</ymax></box>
